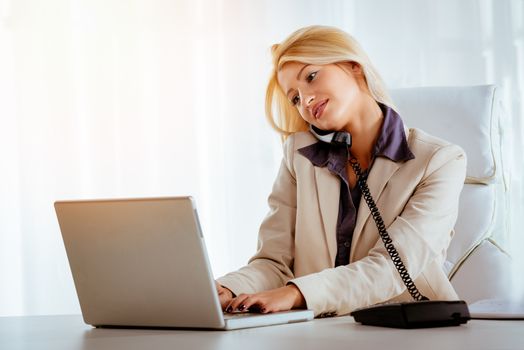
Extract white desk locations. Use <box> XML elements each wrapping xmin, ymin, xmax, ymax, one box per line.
<box><xmin>1</xmin><ymin>314</ymin><xmax>522</xmax><ymax>350</ymax></box>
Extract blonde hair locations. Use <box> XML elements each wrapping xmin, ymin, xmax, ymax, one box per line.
<box><xmin>265</xmin><ymin>25</ymin><xmax>393</xmax><ymax>140</ymax></box>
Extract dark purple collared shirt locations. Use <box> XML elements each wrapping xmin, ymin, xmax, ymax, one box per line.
<box><xmin>298</xmin><ymin>104</ymin><xmax>415</xmax><ymax>267</ymax></box>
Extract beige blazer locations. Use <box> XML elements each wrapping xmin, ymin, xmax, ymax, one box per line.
<box><xmin>218</xmin><ymin>126</ymin><xmax>467</xmax><ymax>317</ymax></box>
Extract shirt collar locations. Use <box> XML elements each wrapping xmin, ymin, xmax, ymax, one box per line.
<box><xmin>298</xmin><ymin>103</ymin><xmax>415</xmax><ymax>168</ymax></box>
<box><xmin>373</xmin><ymin>103</ymin><xmax>415</xmax><ymax>161</ymax></box>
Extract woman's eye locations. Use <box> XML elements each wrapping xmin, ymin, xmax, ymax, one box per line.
<box><xmin>291</xmin><ymin>95</ymin><xmax>300</xmax><ymax>106</ymax></box>
<box><xmin>306</xmin><ymin>71</ymin><xmax>317</xmax><ymax>82</ymax></box>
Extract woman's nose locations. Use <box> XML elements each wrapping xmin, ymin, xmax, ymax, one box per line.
<box><xmin>305</xmin><ymin>94</ymin><xmax>315</xmax><ymax>107</ymax></box>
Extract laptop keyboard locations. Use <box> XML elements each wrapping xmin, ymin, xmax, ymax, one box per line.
<box><xmin>223</xmin><ymin>312</ymin><xmax>261</xmax><ymax>319</ymax></box>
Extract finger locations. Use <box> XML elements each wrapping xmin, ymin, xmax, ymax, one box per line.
<box><xmin>215</xmin><ymin>282</ymin><xmax>230</xmax><ymax>310</ymax></box>
<box><xmin>250</xmin><ymin>303</ymin><xmax>270</xmax><ymax>313</ymax></box>
<box><xmin>216</xmin><ymin>284</ymin><xmax>226</xmax><ymax>298</ymax></box>
<box><xmin>215</xmin><ymin>281</ymin><xmax>227</xmax><ymax>294</ymax></box>
<box><xmin>225</xmin><ymin>297</ymin><xmax>242</xmax><ymax>313</ymax></box>
<box><xmin>246</xmin><ymin>295</ymin><xmax>285</xmax><ymax>314</ymax></box>
<box><xmin>225</xmin><ymin>294</ymin><xmax>249</xmax><ymax>313</ymax></box>
<box><xmin>219</xmin><ymin>292</ymin><xmax>232</xmax><ymax>310</ymax></box>
<box><xmin>240</xmin><ymin>296</ymin><xmax>269</xmax><ymax>313</ymax></box>
<box><xmin>237</xmin><ymin>296</ymin><xmax>255</xmax><ymax>312</ymax></box>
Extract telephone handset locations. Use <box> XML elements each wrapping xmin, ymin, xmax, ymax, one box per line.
<box><xmin>309</xmin><ymin>124</ymin><xmax>470</xmax><ymax>328</ymax></box>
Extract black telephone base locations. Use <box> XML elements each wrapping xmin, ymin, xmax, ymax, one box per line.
<box><xmin>350</xmin><ymin>300</ymin><xmax>470</xmax><ymax>329</ymax></box>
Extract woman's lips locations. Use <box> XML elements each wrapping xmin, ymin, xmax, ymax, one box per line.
<box><xmin>313</xmin><ymin>100</ymin><xmax>328</xmax><ymax>119</ymax></box>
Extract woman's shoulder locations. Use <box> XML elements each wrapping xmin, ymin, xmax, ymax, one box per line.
<box><xmin>282</xmin><ymin>131</ymin><xmax>316</xmax><ymax>158</ymax></box>
<box><xmin>407</xmin><ymin>127</ymin><xmax>467</xmax><ymax>169</ymax></box>
<box><xmin>284</xmin><ymin>131</ymin><xmax>317</xmax><ymax>149</ymax></box>
<box><xmin>408</xmin><ymin>127</ymin><xmax>464</xmax><ymax>151</ymax></box>
<box><xmin>281</xmin><ymin>131</ymin><xmax>317</xmax><ymax>173</ymax></box>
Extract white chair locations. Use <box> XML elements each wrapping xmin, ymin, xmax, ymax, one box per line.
<box><xmin>390</xmin><ymin>85</ymin><xmax>512</xmax><ymax>304</ymax></box>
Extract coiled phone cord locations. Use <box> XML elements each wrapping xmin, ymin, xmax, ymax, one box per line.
<box><xmin>348</xmin><ymin>156</ymin><xmax>429</xmax><ymax>302</ymax></box>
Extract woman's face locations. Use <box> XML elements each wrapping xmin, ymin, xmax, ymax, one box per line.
<box><xmin>277</xmin><ymin>61</ymin><xmax>368</xmax><ymax>131</ymax></box>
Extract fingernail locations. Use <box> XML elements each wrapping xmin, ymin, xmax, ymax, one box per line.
<box><xmin>226</xmin><ymin>306</ymin><xmax>232</xmax><ymax>313</ymax></box>
<box><xmin>261</xmin><ymin>308</ymin><xmax>266</xmax><ymax>313</ymax></box>
<box><xmin>238</xmin><ymin>304</ymin><xmax>245</xmax><ymax>311</ymax></box>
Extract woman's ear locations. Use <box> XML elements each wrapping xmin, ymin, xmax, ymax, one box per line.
<box><xmin>349</xmin><ymin>62</ymin><xmax>363</xmax><ymax>75</ymax></box>
<box><xmin>339</xmin><ymin>61</ymin><xmax>369</xmax><ymax>92</ymax></box>
<box><xmin>338</xmin><ymin>61</ymin><xmax>363</xmax><ymax>76</ymax></box>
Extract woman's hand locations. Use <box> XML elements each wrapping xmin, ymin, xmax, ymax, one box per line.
<box><xmin>215</xmin><ymin>281</ymin><xmax>234</xmax><ymax>310</ymax></box>
<box><xmin>224</xmin><ymin>284</ymin><xmax>306</xmax><ymax>314</ymax></box>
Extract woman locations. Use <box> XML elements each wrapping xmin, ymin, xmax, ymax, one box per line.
<box><xmin>215</xmin><ymin>25</ymin><xmax>466</xmax><ymax>317</ymax></box>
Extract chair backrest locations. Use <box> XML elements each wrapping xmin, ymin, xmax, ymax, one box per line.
<box><xmin>390</xmin><ymin>85</ymin><xmax>512</xmax><ymax>303</ymax></box>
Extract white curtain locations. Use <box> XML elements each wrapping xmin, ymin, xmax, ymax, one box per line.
<box><xmin>1</xmin><ymin>0</ymin><xmax>522</xmax><ymax>316</ymax></box>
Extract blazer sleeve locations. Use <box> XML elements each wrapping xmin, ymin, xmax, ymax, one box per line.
<box><xmin>290</xmin><ymin>143</ymin><xmax>467</xmax><ymax>316</ymax></box>
<box><xmin>216</xmin><ymin>135</ymin><xmax>298</xmax><ymax>295</ymax></box>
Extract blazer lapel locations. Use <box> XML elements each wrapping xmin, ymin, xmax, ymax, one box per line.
<box><xmin>349</xmin><ymin>158</ymin><xmax>401</xmax><ymax>260</ymax></box>
<box><xmin>314</xmin><ymin>166</ymin><xmax>340</xmax><ymax>264</ymax></box>
<box><xmin>314</xmin><ymin>126</ymin><xmax>412</xmax><ymax>264</ymax></box>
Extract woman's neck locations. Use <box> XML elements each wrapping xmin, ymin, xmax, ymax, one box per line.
<box><xmin>342</xmin><ymin>99</ymin><xmax>384</xmax><ymax>166</ymax></box>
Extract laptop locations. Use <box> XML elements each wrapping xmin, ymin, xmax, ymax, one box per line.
<box><xmin>54</xmin><ymin>196</ymin><xmax>314</xmax><ymax>330</ymax></box>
